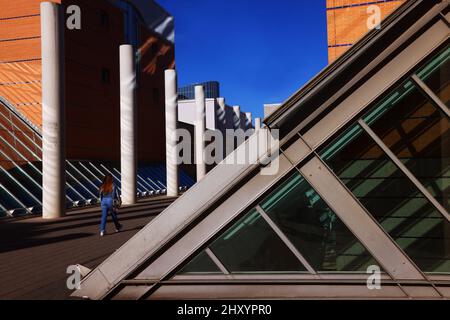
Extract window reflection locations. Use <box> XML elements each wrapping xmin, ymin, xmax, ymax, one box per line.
<box><xmin>321</xmin><ymin>124</ymin><xmax>450</xmax><ymax>273</ymax></box>
<box><xmin>260</xmin><ymin>172</ymin><xmax>378</xmax><ymax>272</ymax></box>
<box><xmin>177</xmin><ymin>250</ymin><xmax>221</xmax><ymax>275</ymax></box>
<box><xmin>209</xmin><ymin>209</ymin><xmax>307</xmax><ymax>273</ymax></box>
<box><xmin>417</xmin><ymin>46</ymin><xmax>450</xmax><ymax>107</ymax></box>
<box><xmin>364</xmin><ymin>80</ymin><xmax>450</xmax><ymax>211</ymax></box>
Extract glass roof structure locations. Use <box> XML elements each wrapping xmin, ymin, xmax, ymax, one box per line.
<box><xmin>73</xmin><ymin>0</ymin><xmax>450</xmax><ymax>299</ymax></box>
<box><xmin>0</xmin><ymin>97</ymin><xmax>194</xmax><ymax>217</ymax></box>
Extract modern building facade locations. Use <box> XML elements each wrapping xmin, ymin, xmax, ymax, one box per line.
<box><xmin>178</xmin><ymin>99</ymin><xmax>251</xmax><ymax>132</ymax></box>
<box><xmin>74</xmin><ymin>0</ymin><xmax>450</xmax><ymax>299</ymax></box>
<box><xmin>176</xmin><ymin>96</ymin><xmax>256</xmax><ymax>179</ymax></box>
<box><xmin>327</xmin><ymin>0</ymin><xmax>406</xmax><ymax>63</ymax></box>
<box><xmin>0</xmin><ymin>0</ymin><xmax>257</xmax><ymax>216</ymax></box>
<box><xmin>0</xmin><ymin>0</ymin><xmax>174</xmax><ymax>162</ymax></box>
<box><xmin>178</xmin><ymin>81</ymin><xmax>220</xmax><ymax>101</ymax></box>
<box><xmin>0</xmin><ymin>0</ymin><xmax>194</xmax><ymax>216</ymax></box>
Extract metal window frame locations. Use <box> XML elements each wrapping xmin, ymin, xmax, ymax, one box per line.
<box><xmin>69</xmin><ymin>160</ymin><xmax>115</xmax><ymax>196</ymax></box>
<box><xmin>74</xmin><ymin>4</ymin><xmax>450</xmax><ymax>300</ymax></box>
<box><xmin>136</xmin><ymin>172</ymin><xmax>158</xmax><ymax>193</ymax></box>
<box><xmin>440</xmin><ymin>12</ymin><xmax>450</xmax><ymax>28</ymax></box>
<box><xmin>358</xmin><ymin>119</ymin><xmax>450</xmax><ymax>221</ymax></box>
<box><xmin>67</xmin><ymin>160</ymin><xmax>109</xmax><ymax>198</ymax></box>
<box><xmin>137</xmin><ymin>61</ymin><xmax>449</xmax><ymax>298</ymax></box>
<box><xmin>75</xmin><ymin>129</ymin><xmax>279</xmax><ymax>299</ymax></box>
<box><xmin>130</xmin><ymin>18</ymin><xmax>450</xmax><ymax>294</ymax></box>
<box><xmin>0</xmin><ymin>148</ymin><xmax>43</xmax><ymax>193</ymax></box>
<box><xmin>0</xmin><ymin>183</ymin><xmax>33</xmax><ymax>215</ymax></box>
<box><xmin>143</xmin><ymin>169</ymin><xmax>164</xmax><ymax>192</ymax></box>
<box><xmin>411</xmin><ymin>74</ymin><xmax>450</xmax><ymax>118</ymax></box>
<box><xmin>302</xmin><ymin>21</ymin><xmax>449</xmax><ymax>150</ymax></box>
<box><xmin>255</xmin><ymin>205</ymin><xmax>317</xmax><ymax>275</ymax></box>
<box><xmin>0</xmin><ymin>115</ymin><xmax>87</xmax><ymax>202</ymax></box>
<box><xmin>132</xmin><ymin>153</ymin><xmax>298</xmax><ymax>281</ymax></box>
<box><xmin>111</xmin><ymin>167</ymin><xmax>145</xmax><ymax>195</ymax></box>
<box><xmin>0</xmin><ymin>164</ymin><xmax>41</xmax><ymax>205</ymax></box>
<box><xmin>146</xmin><ymin>283</ymin><xmax>447</xmax><ymax>300</ymax></box>
<box><xmin>125</xmin><ymin>151</ymin><xmax>434</xmax><ymax>298</ymax></box>
<box><xmin>141</xmin><ymin>168</ymin><xmax>159</xmax><ymax>192</ymax></box>
<box><xmin>172</xmin><ymin>273</ymin><xmax>394</xmax><ymax>282</ymax></box>
<box><xmin>0</xmin><ymin>102</ymin><xmax>115</xmax><ymax>203</ymax></box>
<box><xmin>100</xmin><ymin>164</ymin><xmax>124</xmax><ymax>191</ymax></box>
<box><xmin>0</xmin><ymin>97</ymin><xmax>42</xmax><ymax>135</ymax></box>
<box><xmin>77</xmin><ymin>161</ymin><xmax>103</xmax><ymax>185</ymax></box>
<box><xmin>114</xmin><ymin>279</ymin><xmax>450</xmax><ymax>300</ymax></box>
<box><xmin>0</xmin><ymin>132</ymin><xmax>82</xmax><ymax>202</ymax></box>
<box><xmin>269</xmin><ymin>1</ymin><xmax>448</xmax><ymax>147</ymax></box>
<box><xmin>89</xmin><ymin>162</ymin><xmax>121</xmax><ymax>193</ymax></box>
<box><xmin>0</xmin><ymin>136</ymin><xmax>45</xmax><ymax>187</ymax></box>
<box><xmin>298</xmin><ymin>157</ymin><xmax>426</xmax><ymax>281</ymax></box>
<box><xmin>65</xmin><ymin>167</ymin><xmax>98</xmax><ymax>201</ymax></box>
<box><xmin>0</xmin><ymin>105</ymin><xmax>173</xmax><ymax>211</ymax></box>
<box><xmin>0</xmin><ymin>197</ymin><xmax>8</xmax><ymax>216</ymax></box>
<box><xmin>204</xmin><ymin>248</ymin><xmax>230</xmax><ymax>275</ymax></box>
<box><xmin>66</xmin><ymin>162</ymin><xmax>101</xmax><ymax>198</ymax></box>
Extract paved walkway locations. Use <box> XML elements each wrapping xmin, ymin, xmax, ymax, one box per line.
<box><xmin>0</xmin><ymin>196</ymin><xmax>175</xmax><ymax>300</ymax></box>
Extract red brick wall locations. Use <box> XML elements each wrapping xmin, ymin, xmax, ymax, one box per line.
<box><xmin>0</xmin><ymin>0</ymin><xmax>60</xmax><ymax>18</ymax></box>
<box><xmin>0</xmin><ymin>0</ymin><xmax>56</xmax><ymax>126</ymax></box>
<box><xmin>0</xmin><ymin>0</ymin><xmax>175</xmax><ymax>164</ymax></box>
<box><xmin>326</xmin><ymin>0</ymin><xmax>406</xmax><ymax>63</ymax></box>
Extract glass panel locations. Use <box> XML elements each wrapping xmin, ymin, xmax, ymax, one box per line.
<box><xmin>0</xmin><ymin>184</ymin><xmax>22</xmax><ymax>214</ymax></box>
<box><xmin>320</xmin><ymin>124</ymin><xmax>450</xmax><ymax>273</ymax></box>
<box><xmin>364</xmin><ymin>80</ymin><xmax>450</xmax><ymax>211</ymax></box>
<box><xmin>210</xmin><ymin>209</ymin><xmax>307</xmax><ymax>273</ymax></box>
<box><xmin>260</xmin><ymin>172</ymin><xmax>379</xmax><ymax>272</ymax></box>
<box><xmin>66</xmin><ymin>163</ymin><xmax>99</xmax><ymax>195</ymax></box>
<box><xmin>177</xmin><ymin>250</ymin><xmax>222</xmax><ymax>275</ymax></box>
<box><xmin>8</xmin><ymin>164</ymin><xmax>42</xmax><ymax>198</ymax></box>
<box><xmin>417</xmin><ymin>45</ymin><xmax>450</xmax><ymax>107</ymax></box>
<box><xmin>0</xmin><ymin>168</ymin><xmax>39</xmax><ymax>207</ymax></box>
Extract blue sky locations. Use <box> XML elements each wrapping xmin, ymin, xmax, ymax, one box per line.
<box><xmin>157</xmin><ymin>0</ymin><xmax>328</xmax><ymax>120</ymax></box>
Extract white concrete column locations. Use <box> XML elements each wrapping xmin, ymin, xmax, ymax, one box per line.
<box><xmin>41</xmin><ymin>2</ymin><xmax>65</xmax><ymax>219</ymax></box>
<box><xmin>195</xmin><ymin>85</ymin><xmax>206</xmax><ymax>181</ymax></box>
<box><xmin>255</xmin><ymin>117</ymin><xmax>262</xmax><ymax>131</ymax></box>
<box><xmin>165</xmin><ymin>69</ymin><xmax>179</xmax><ymax>196</ymax></box>
<box><xmin>245</xmin><ymin>112</ymin><xmax>252</xmax><ymax>130</ymax></box>
<box><xmin>216</xmin><ymin>97</ymin><xmax>226</xmax><ymax>131</ymax></box>
<box><xmin>232</xmin><ymin>105</ymin><xmax>241</xmax><ymax>130</ymax></box>
<box><xmin>120</xmin><ymin>45</ymin><xmax>137</xmax><ymax>205</ymax></box>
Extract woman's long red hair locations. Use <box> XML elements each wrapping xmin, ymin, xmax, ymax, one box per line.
<box><xmin>100</xmin><ymin>174</ymin><xmax>113</xmax><ymax>194</ymax></box>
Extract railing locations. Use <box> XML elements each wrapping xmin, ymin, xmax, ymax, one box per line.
<box><xmin>0</xmin><ymin>98</ymin><xmax>194</xmax><ymax>218</ymax></box>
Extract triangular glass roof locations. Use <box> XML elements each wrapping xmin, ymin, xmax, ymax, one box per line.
<box><xmin>73</xmin><ymin>0</ymin><xmax>450</xmax><ymax>300</ymax></box>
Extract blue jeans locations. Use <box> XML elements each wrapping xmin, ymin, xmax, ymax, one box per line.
<box><xmin>100</xmin><ymin>197</ymin><xmax>121</xmax><ymax>232</ymax></box>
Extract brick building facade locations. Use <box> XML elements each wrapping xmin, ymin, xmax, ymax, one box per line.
<box><xmin>0</xmin><ymin>0</ymin><xmax>174</xmax><ymax>163</ymax></box>
<box><xmin>327</xmin><ymin>0</ymin><xmax>406</xmax><ymax>63</ymax></box>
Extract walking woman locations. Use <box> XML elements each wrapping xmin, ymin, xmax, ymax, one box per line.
<box><xmin>99</xmin><ymin>173</ymin><xmax>122</xmax><ymax>236</ymax></box>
